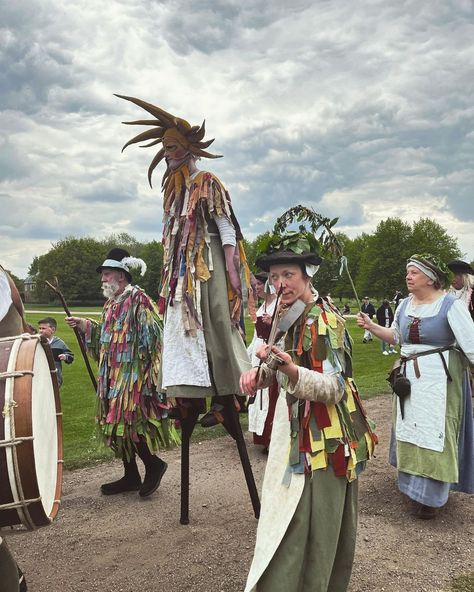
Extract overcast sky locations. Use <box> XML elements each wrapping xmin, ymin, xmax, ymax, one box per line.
<box><xmin>1</xmin><ymin>0</ymin><xmax>473</xmax><ymax>277</ymax></box>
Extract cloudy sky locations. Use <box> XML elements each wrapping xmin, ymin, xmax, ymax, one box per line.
<box><xmin>1</xmin><ymin>0</ymin><xmax>473</xmax><ymax>277</ymax></box>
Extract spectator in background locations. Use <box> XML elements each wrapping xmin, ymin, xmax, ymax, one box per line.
<box><xmin>447</xmin><ymin>260</ymin><xmax>474</xmax><ymax>321</ymax></box>
<box><xmin>246</xmin><ymin>273</ymin><xmax>278</xmax><ymax>453</ymax></box>
<box><xmin>392</xmin><ymin>290</ymin><xmax>403</xmax><ymax>309</ymax></box>
<box><xmin>38</xmin><ymin>317</ymin><xmax>74</xmax><ymax>387</ymax></box>
<box><xmin>342</xmin><ymin>303</ymin><xmax>351</xmax><ymax>316</ymax></box>
<box><xmin>361</xmin><ymin>297</ymin><xmax>376</xmax><ymax>343</ymax></box>
<box><xmin>376</xmin><ymin>299</ymin><xmax>395</xmax><ymax>355</ymax></box>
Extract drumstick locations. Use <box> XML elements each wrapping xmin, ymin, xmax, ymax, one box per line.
<box><xmin>45</xmin><ymin>279</ymin><xmax>98</xmax><ymax>392</ymax></box>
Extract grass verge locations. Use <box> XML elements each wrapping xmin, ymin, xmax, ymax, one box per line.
<box><xmin>26</xmin><ymin>311</ymin><xmax>392</xmax><ymax>469</ymax></box>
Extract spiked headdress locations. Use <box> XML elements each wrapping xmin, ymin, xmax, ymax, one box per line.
<box><xmin>115</xmin><ymin>94</ymin><xmax>222</xmax><ymax>187</ymax></box>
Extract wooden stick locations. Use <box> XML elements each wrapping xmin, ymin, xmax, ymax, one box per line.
<box><xmin>254</xmin><ymin>285</ymin><xmax>283</xmax><ymax>385</ymax></box>
<box><xmin>45</xmin><ymin>280</ymin><xmax>98</xmax><ymax>392</ymax></box>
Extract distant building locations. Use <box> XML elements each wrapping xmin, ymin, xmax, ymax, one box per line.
<box><xmin>24</xmin><ymin>275</ymin><xmax>37</xmax><ymax>303</ymax></box>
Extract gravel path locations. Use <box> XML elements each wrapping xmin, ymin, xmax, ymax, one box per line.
<box><xmin>8</xmin><ymin>395</ymin><xmax>473</xmax><ymax>592</ymax></box>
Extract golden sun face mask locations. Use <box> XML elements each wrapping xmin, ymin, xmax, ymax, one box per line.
<box><xmin>115</xmin><ymin>94</ymin><xmax>222</xmax><ymax>186</ymax></box>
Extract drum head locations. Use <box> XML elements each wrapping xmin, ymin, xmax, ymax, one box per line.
<box><xmin>32</xmin><ymin>344</ymin><xmax>58</xmax><ymax>519</ymax></box>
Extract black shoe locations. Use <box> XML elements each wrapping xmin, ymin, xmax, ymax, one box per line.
<box><xmin>200</xmin><ymin>404</ymin><xmax>225</xmax><ymax>428</ymax></box>
<box><xmin>139</xmin><ymin>459</ymin><xmax>168</xmax><ymax>497</ymax></box>
<box><xmin>101</xmin><ymin>475</ymin><xmax>141</xmax><ymax>495</ymax></box>
<box><xmin>167</xmin><ymin>407</ymin><xmax>181</xmax><ymax>419</ymax></box>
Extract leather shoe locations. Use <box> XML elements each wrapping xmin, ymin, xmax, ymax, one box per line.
<box><xmin>101</xmin><ymin>475</ymin><xmax>141</xmax><ymax>495</ymax></box>
<box><xmin>200</xmin><ymin>404</ymin><xmax>225</xmax><ymax>428</ymax></box>
<box><xmin>139</xmin><ymin>459</ymin><xmax>168</xmax><ymax>497</ymax></box>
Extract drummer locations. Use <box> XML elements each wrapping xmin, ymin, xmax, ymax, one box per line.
<box><xmin>0</xmin><ymin>264</ymin><xmax>28</xmax><ymax>591</ymax></box>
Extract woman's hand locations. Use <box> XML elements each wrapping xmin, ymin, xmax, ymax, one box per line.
<box><xmin>261</xmin><ymin>312</ymin><xmax>272</xmax><ymax>325</ymax></box>
<box><xmin>356</xmin><ymin>312</ymin><xmax>372</xmax><ymax>329</ymax></box>
<box><xmin>240</xmin><ymin>367</ymin><xmax>260</xmax><ymax>396</ymax></box>
<box><xmin>255</xmin><ymin>343</ymin><xmax>270</xmax><ymax>360</ymax></box>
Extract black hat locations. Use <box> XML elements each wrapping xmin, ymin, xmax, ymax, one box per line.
<box><xmin>447</xmin><ymin>259</ymin><xmax>474</xmax><ymax>275</ymax></box>
<box><xmin>256</xmin><ymin>250</ymin><xmax>322</xmax><ymax>272</ymax></box>
<box><xmin>253</xmin><ymin>272</ymin><xmax>268</xmax><ymax>284</ymax></box>
<box><xmin>255</xmin><ymin>231</ymin><xmax>322</xmax><ymax>273</ymax></box>
<box><xmin>96</xmin><ymin>248</ymin><xmax>148</xmax><ymax>283</ymax></box>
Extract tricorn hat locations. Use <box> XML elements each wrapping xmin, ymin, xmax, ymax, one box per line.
<box><xmin>447</xmin><ymin>259</ymin><xmax>474</xmax><ymax>275</ymax></box>
<box><xmin>96</xmin><ymin>248</ymin><xmax>147</xmax><ymax>283</ymax></box>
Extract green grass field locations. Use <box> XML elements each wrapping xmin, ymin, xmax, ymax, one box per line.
<box><xmin>25</xmin><ymin>309</ymin><xmax>394</xmax><ymax>469</ymax></box>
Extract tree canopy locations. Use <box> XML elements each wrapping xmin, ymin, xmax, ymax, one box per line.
<box><xmin>29</xmin><ymin>236</ymin><xmax>164</xmax><ymax>304</ymax></box>
<box><xmin>26</xmin><ymin>216</ymin><xmax>465</xmax><ymax>305</ymax></box>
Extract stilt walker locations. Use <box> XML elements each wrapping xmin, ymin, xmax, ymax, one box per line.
<box><xmin>115</xmin><ymin>94</ymin><xmax>260</xmax><ymax>523</ymax></box>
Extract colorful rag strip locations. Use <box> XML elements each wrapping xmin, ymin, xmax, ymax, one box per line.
<box><xmin>286</xmin><ymin>299</ymin><xmax>378</xmax><ymax>482</ymax></box>
<box><xmin>86</xmin><ymin>286</ymin><xmax>179</xmax><ymax>457</ymax></box>
<box><xmin>158</xmin><ymin>164</ymin><xmax>254</xmax><ymax>331</ymax></box>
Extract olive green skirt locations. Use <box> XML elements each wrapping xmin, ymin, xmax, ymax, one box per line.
<box><xmin>161</xmin><ymin>235</ymin><xmax>251</xmax><ymax>398</ymax></box>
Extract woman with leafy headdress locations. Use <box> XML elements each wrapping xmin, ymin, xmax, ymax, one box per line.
<box><xmin>358</xmin><ymin>254</ymin><xmax>474</xmax><ymax>519</ymax></box>
<box><xmin>240</xmin><ymin>231</ymin><xmax>377</xmax><ymax>592</ymax></box>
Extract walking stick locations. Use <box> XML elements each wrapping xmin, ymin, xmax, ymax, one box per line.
<box><xmin>45</xmin><ymin>278</ymin><xmax>98</xmax><ymax>391</ymax></box>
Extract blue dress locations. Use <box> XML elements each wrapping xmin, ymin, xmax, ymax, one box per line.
<box><xmin>389</xmin><ymin>294</ymin><xmax>474</xmax><ymax>507</ymax></box>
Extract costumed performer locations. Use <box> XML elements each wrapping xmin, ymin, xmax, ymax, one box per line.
<box><xmin>115</xmin><ymin>94</ymin><xmax>253</xmax><ymax>426</ymax></box>
<box><xmin>247</xmin><ymin>272</ymin><xmax>278</xmax><ymax>452</ymax></box>
<box><xmin>66</xmin><ymin>249</ymin><xmax>179</xmax><ymax>497</ymax></box>
<box><xmin>357</xmin><ymin>254</ymin><xmax>474</xmax><ymax>519</ymax></box>
<box><xmin>0</xmin><ymin>265</ymin><xmax>29</xmax><ymax>592</ymax></box>
<box><xmin>240</xmin><ymin>233</ymin><xmax>377</xmax><ymax>592</ymax></box>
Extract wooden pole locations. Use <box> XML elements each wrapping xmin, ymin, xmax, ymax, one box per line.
<box><xmin>45</xmin><ymin>280</ymin><xmax>98</xmax><ymax>392</ymax></box>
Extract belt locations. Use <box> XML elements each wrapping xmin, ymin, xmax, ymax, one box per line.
<box><xmin>401</xmin><ymin>345</ymin><xmax>455</xmax><ymax>381</ymax></box>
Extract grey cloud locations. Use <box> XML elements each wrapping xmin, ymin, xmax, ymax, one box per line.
<box><xmin>156</xmin><ymin>0</ymin><xmax>315</xmax><ymax>55</ymax></box>
<box><xmin>2</xmin><ymin>0</ymin><xmax>474</xmax><ymax>276</ymax></box>
<box><xmin>73</xmin><ymin>183</ymin><xmax>138</xmax><ymax>204</ymax></box>
<box><xmin>0</xmin><ymin>139</ymin><xmax>33</xmax><ymax>180</ymax></box>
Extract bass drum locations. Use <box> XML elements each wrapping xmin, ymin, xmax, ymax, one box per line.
<box><xmin>0</xmin><ymin>334</ymin><xmax>63</xmax><ymax>531</ymax></box>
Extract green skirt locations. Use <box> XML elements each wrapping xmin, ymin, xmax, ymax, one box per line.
<box><xmin>162</xmin><ymin>235</ymin><xmax>251</xmax><ymax>399</ymax></box>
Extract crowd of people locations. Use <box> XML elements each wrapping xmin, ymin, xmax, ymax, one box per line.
<box><xmin>1</xmin><ymin>95</ymin><xmax>473</xmax><ymax>592</ymax></box>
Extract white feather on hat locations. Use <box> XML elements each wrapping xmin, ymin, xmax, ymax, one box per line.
<box><xmin>121</xmin><ymin>256</ymin><xmax>147</xmax><ymax>276</ymax></box>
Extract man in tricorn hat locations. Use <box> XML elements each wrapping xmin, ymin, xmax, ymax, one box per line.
<box><xmin>448</xmin><ymin>259</ymin><xmax>474</xmax><ymax>321</ymax></box>
<box><xmin>240</xmin><ymin>232</ymin><xmax>377</xmax><ymax>592</ymax></box>
<box><xmin>66</xmin><ymin>248</ymin><xmax>178</xmax><ymax>497</ymax></box>
<box><xmin>115</xmin><ymin>94</ymin><xmax>252</xmax><ymax>427</ymax></box>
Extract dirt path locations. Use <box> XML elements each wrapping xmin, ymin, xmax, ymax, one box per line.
<box><xmin>8</xmin><ymin>395</ymin><xmax>473</xmax><ymax>592</ymax></box>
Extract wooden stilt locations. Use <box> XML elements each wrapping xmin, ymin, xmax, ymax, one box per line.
<box><xmin>178</xmin><ymin>398</ymin><xmax>260</xmax><ymax>523</ymax></box>
<box><xmin>222</xmin><ymin>398</ymin><xmax>261</xmax><ymax>519</ymax></box>
<box><xmin>179</xmin><ymin>409</ymin><xmax>199</xmax><ymax>525</ymax></box>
